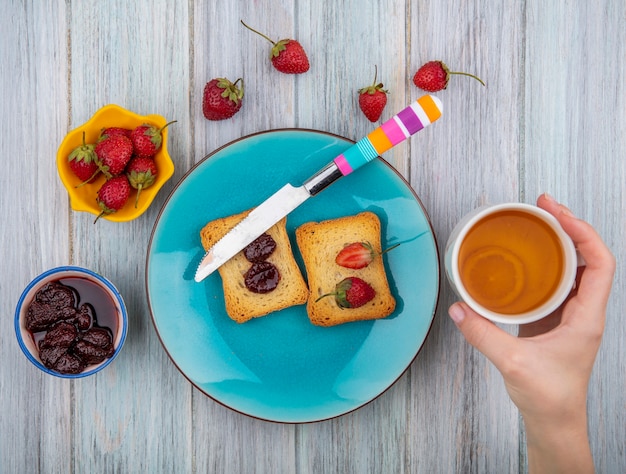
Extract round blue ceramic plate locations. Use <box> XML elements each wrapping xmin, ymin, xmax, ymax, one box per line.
<box><xmin>146</xmin><ymin>129</ymin><xmax>439</xmax><ymax>423</ymax></box>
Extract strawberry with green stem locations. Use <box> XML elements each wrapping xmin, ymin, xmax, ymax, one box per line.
<box><xmin>94</xmin><ymin>175</ymin><xmax>131</xmax><ymax>223</ymax></box>
<box><xmin>130</xmin><ymin>121</ymin><xmax>176</xmax><ymax>158</ymax></box>
<box><xmin>241</xmin><ymin>20</ymin><xmax>310</xmax><ymax>74</ymax></box>
<box><xmin>358</xmin><ymin>65</ymin><xmax>389</xmax><ymax>122</ymax></box>
<box><xmin>316</xmin><ymin>277</ymin><xmax>376</xmax><ymax>309</ymax></box>
<box><xmin>99</xmin><ymin>127</ymin><xmax>131</xmax><ymax>140</ymax></box>
<box><xmin>126</xmin><ymin>156</ymin><xmax>157</xmax><ymax>208</ymax></box>
<box><xmin>95</xmin><ymin>134</ymin><xmax>133</xmax><ymax>178</ymax></box>
<box><xmin>335</xmin><ymin>241</ymin><xmax>400</xmax><ymax>269</ymax></box>
<box><xmin>68</xmin><ymin>131</ymin><xmax>100</xmax><ymax>184</ymax></box>
<box><xmin>413</xmin><ymin>61</ymin><xmax>485</xmax><ymax>92</ymax></box>
<box><xmin>202</xmin><ymin>77</ymin><xmax>244</xmax><ymax>121</ymax></box>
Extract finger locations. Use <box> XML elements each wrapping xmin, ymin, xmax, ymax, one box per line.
<box><xmin>537</xmin><ymin>194</ymin><xmax>615</xmax><ymax>297</ymax></box>
<box><xmin>518</xmin><ymin>311</ymin><xmax>562</xmax><ymax>337</ymax></box>
<box><xmin>536</xmin><ymin>192</ymin><xmax>566</xmax><ymax>217</ymax></box>
<box><xmin>556</xmin><ymin>211</ymin><xmax>615</xmax><ymax>308</ymax></box>
<box><xmin>518</xmin><ymin>263</ymin><xmax>584</xmax><ymax>338</ymax></box>
<box><xmin>448</xmin><ymin>302</ymin><xmax>517</xmax><ymax>367</ymax></box>
<box><xmin>537</xmin><ymin>193</ymin><xmax>615</xmax><ymax>330</ymax></box>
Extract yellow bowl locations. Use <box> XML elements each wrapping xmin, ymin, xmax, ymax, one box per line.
<box><xmin>56</xmin><ymin>104</ymin><xmax>175</xmax><ymax>222</ymax></box>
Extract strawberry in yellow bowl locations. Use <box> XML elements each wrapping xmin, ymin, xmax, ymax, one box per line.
<box><xmin>57</xmin><ymin>104</ymin><xmax>175</xmax><ymax>222</ymax></box>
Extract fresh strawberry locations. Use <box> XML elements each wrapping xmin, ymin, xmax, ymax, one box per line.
<box><xmin>95</xmin><ymin>135</ymin><xmax>133</xmax><ymax>178</ymax></box>
<box><xmin>413</xmin><ymin>60</ymin><xmax>485</xmax><ymax>92</ymax></box>
<box><xmin>125</xmin><ymin>156</ymin><xmax>157</xmax><ymax>208</ymax></box>
<box><xmin>241</xmin><ymin>20</ymin><xmax>310</xmax><ymax>74</ymax></box>
<box><xmin>99</xmin><ymin>127</ymin><xmax>131</xmax><ymax>140</ymax></box>
<box><xmin>94</xmin><ymin>175</ymin><xmax>131</xmax><ymax>223</ymax></box>
<box><xmin>317</xmin><ymin>277</ymin><xmax>376</xmax><ymax>309</ymax></box>
<box><xmin>202</xmin><ymin>77</ymin><xmax>244</xmax><ymax>121</ymax></box>
<box><xmin>68</xmin><ymin>131</ymin><xmax>100</xmax><ymax>183</ymax></box>
<box><xmin>335</xmin><ymin>241</ymin><xmax>400</xmax><ymax>269</ymax></box>
<box><xmin>130</xmin><ymin>121</ymin><xmax>176</xmax><ymax>158</ymax></box>
<box><xmin>358</xmin><ymin>66</ymin><xmax>388</xmax><ymax>122</ymax></box>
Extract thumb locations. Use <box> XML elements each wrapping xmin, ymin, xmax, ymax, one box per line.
<box><xmin>448</xmin><ymin>302</ymin><xmax>517</xmax><ymax>367</ymax></box>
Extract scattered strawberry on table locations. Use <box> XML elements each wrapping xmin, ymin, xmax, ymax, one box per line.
<box><xmin>335</xmin><ymin>241</ymin><xmax>400</xmax><ymax>269</ymax></box>
<box><xmin>202</xmin><ymin>77</ymin><xmax>244</xmax><ymax>121</ymax></box>
<box><xmin>68</xmin><ymin>131</ymin><xmax>99</xmax><ymax>184</ymax></box>
<box><xmin>358</xmin><ymin>65</ymin><xmax>388</xmax><ymax>122</ymax></box>
<box><xmin>317</xmin><ymin>277</ymin><xmax>376</xmax><ymax>309</ymax></box>
<box><xmin>241</xmin><ymin>20</ymin><xmax>310</xmax><ymax>74</ymax></box>
<box><xmin>413</xmin><ymin>60</ymin><xmax>485</xmax><ymax>92</ymax></box>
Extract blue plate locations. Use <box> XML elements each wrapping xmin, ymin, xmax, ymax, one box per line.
<box><xmin>146</xmin><ymin>129</ymin><xmax>439</xmax><ymax>423</ymax></box>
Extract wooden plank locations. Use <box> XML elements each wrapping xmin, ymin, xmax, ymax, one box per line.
<box><xmin>67</xmin><ymin>1</ymin><xmax>193</xmax><ymax>472</ymax></box>
<box><xmin>192</xmin><ymin>0</ymin><xmax>299</xmax><ymax>156</ymax></box>
<box><xmin>524</xmin><ymin>1</ymin><xmax>626</xmax><ymax>472</ymax></box>
<box><xmin>297</xmin><ymin>382</ymin><xmax>409</xmax><ymax>474</ymax></box>
<box><xmin>296</xmin><ymin>0</ymin><xmax>411</xmax><ymax>174</ymax></box>
<box><xmin>407</xmin><ymin>1</ymin><xmax>524</xmax><ymax>472</ymax></box>
<box><xmin>293</xmin><ymin>1</ymin><xmax>413</xmax><ymax>473</ymax></box>
<box><xmin>0</xmin><ymin>1</ymin><xmax>72</xmax><ymax>472</ymax></box>
<box><xmin>191</xmin><ymin>2</ymin><xmax>299</xmax><ymax>472</ymax></box>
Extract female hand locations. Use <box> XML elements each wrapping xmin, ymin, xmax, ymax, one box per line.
<box><xmin>448</xmin><ymin>193</ymin><xmax>615</xmax><ymax>473</ymax></box>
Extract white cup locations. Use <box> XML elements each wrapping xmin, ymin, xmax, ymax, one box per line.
<box><xmin>444</xmin><ymin>203</ymin><xmax>579</xmax><ymax>324</ymax></box>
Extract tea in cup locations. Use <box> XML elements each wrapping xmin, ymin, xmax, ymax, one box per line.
<box><xmin>445</xmin><ymin>203</ymin><xmax>578</xmax><ymax>324</ymax></box>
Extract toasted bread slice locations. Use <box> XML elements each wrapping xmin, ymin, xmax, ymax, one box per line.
<box><xmin>296</xmin><ymin>211</ymin><xmax>396</xmax><ymax>326</ymax></box>
<box><xmin>200</xmin><ymin>210</ymin><xmax>308</xmax><ymax>323</ymax></box>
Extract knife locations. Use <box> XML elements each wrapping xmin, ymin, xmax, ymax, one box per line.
<box><xmin>194</xmin><ymin>94</ymin><xmax>443</xmax><ymax>282</ymax></box>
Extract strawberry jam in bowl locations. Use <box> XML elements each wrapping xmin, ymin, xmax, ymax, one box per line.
<box><xmin>15</xmin><ymin>266</ymin><xmax>128</xmax><ymax>378</ymax></box>
<box><xmin>57</xmin><ymin>104</ymin><xmax>175</xmax><ymax>222</ymax></box>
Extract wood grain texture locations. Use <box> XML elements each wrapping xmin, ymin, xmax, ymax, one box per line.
<box><xmin>407</xmin><ymin>2</ymin><xmax>525</xmax><ymax>472</ymax></box>
<box><xmin>67</xmin><ymin>1</ymin><xmax>193</xmax><ymax>472</ymax></box>
<box><xmin>0</xmin><ymin>1</ymin><xmax>72</xmax><ymax>473</ymax></box>
<box><xmin>524</xmin><ymin>1</ymin><xmax>626</xmax><ymax>472</ymax></box>
<box><xmin>0</xmin><ymin>0</ymin><xmax>624</xmax><ymax>473</ymax></box>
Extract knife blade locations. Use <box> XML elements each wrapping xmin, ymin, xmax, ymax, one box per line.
<box><xmin>194</xmin><ymin>94</ymin><xmax>443</xmax><ymax>282</ymax></box>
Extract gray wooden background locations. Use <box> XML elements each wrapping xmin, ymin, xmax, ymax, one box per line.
<box><xmin>1</xmin><ymin>1</ymin><xmax>623</xmax><ymax>473</ymax></box>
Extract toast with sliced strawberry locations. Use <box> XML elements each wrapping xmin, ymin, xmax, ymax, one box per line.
<box><xmin>295</xmin><ymin>212</ymin><xmax>396</xmax><ymax>326</ymax></box>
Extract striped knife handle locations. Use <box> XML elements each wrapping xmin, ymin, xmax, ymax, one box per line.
<box><xmin>333</xmin><ymin>94</ymin><xmax>443</xmax><ymax>176</ymax></box>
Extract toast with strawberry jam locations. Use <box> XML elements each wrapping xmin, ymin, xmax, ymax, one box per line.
<box><xmin>295</xmin><ymin>212</ymin><xmax>396</xmax><ymax>326</ymax></box>
<box><xmin>199</xmin><ymin>210</ymin><xmax>308</xmax><ymax>323</ymax></box>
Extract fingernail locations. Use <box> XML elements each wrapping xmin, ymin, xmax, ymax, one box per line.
<box><xmin>560</xmin><ymin>205</ymin><xmax>575</xmax><ymax>218</ymax></box>
<box><xmin>448</xmin><ymin>303</ymin><xmax>466</xmax><ymax>324</ymax></box>
<box><xmin>543</xmin><ymin>192</ymin><xmax>556</xmax><ymax>202</ymax></box>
